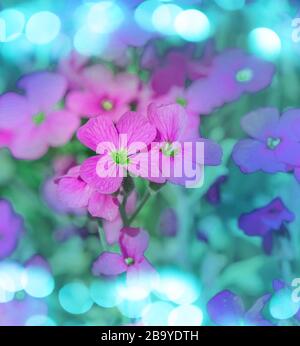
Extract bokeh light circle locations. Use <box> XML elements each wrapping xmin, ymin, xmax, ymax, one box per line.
<box><xmin>74</xmin><ymin>26</ymin><xmax>108</xmax><ymax>56</ymax></box>
<box><xmin>248</xmin><ymin>27</ymin><xmax>281</xmax><ymax>60</ymax></box>
<box><xmin>26</xmin><ymin>11</ymin><xmax>61</xmax><ymax>45</ymax></box>
<box><xmin>59</xmin><ymin>281</ymin><xmax>93</xmax><ymax>315</ymax></box>
<box><xmin>175</xmin><ymin>9</ymin><xmax>210</xmax><ymax>42</ymax></box>
<box><xmin>152</xmin><ymin>4</ymin><xmax>182</xmax><ymax>36</ymax></box>
<box><xmin>168</xmin><ymin>305</ymin><xmax>203</xmax><ymax>326</ymax></box>
<box><xmin>90</xmin><ymin>280</ymin><xmax>123</xmax><ymax>308</ymax></box>
<box><xmin>0</xmin><ymin>9</ymin><xmax>25</xmax><ymax>43</ymax></box>
<box><xmin>21</xmin><ymin>267</ymin><xmax>54</xmax><ymax>298</ymax></box>
<box><xmin>269</xmin><ymin>288</ymin><xmax>300</xmax><ymax>320</ymax></box>
<box><xmin>134</xmin><ymin>0</ymin><xmax>161</xmax><ymax>32</ymax></box>
<box><xmin>142</xmin><ymin>301</ymin><xmax>174</xmax><ymax>326</ymax></box>
<box><xmin>87</xmin><ymin>1</ymin><xmax>124</xmax><ymax>34</ymax></box>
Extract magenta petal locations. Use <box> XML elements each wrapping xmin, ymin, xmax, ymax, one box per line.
<box><xmin>148</xmin><ymin>103</ymin><xmax>187</xmax><ymax>142</ymax></box>
<box><xmin>57</xmin><ymin>167</ymin><xmax>93</xmax><ymax>208</ymax></box>
<box><xmin>119</xmin><ymin>228</ymin><xmax>149</xmax><ymax>261</ymax></box>
<box><xmin>77</xmin><ymin>116</ymin><xmax>118</xmax><ymax>151</ymax></box>
<box><xmin>46</xmin><ymin>110</ymin><xmax>80</xmax><ymax>146</ymax></box>
<box><xmin>116</xmin><ymin>111</ymin><xmax>156</xmax><ymax>147</ymax></box>
<box><xmin>18</xmin><ymin>72</ymin><xmax>67</xmax><ymax>112</ymax></box>
<box><xmin>241</xmin><ymin>108</ymin><xmax>280</xmax><ymax>140</ymax></box>
<box><xmin>92</xmin><ymin>252</ymin><xmax>127</xmax><ymax>276</ymax></box>
<box><xmin>80</xmin><ymin>155</ymin><xmax>123</xmax><ymax>194</ymax></box>
<box><xmin>103</xmin><ymin>217</ymin><xmax>123</xmax><ymax>245</ymax></box>
<box><xmin>126</xmin><ymin>258</ymin><xmax>157</xmax><ymax>286</ymax></box>
<box><xmin>88</xmin><ymin>192</ymin><xmax>119</xmax><ymax>221</ymax></box>
<box><xmin>10</xmin><ymin>123</ymin><xmax>49</xmax><ymax>160</ymax></box>
<box><xmin>66</xmin><ymin>91</ymin><xmax>102</xmax><ymax>117</ymax></box>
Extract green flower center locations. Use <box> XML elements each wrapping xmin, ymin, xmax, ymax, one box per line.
<box><xmin>111</xmin><ymin>149</ymin><xmax>130</xmax><ymax>165</ymax></box>
<box><xmin>267</xmin><ymin>137</ymin><xmax>281</xmax><ymax>150</ymax></box>
<box><xmin>124</xmin><ymin>257</ymin><xmax>135</xmax><ymax>266</ymax></box>
<box><xmin>101</xmin><ymin>99</ymin><xmax>114</xmax><ymax>111</ymax></box>
<box><xmin>176</xmin><ymin>97</ymin><xmax>187</xmax><ymax>107</ymax></box>
<box><xmin>32</xmin><ymin>112</ymin><xmax>46</xmax><ymax>125</ymax></box>
<box><xmin>236</xmin><ymin>68</ymin><xmax>253</xmax><ymax>83</ymax></box>
<box><xmin>161</xmin><ymin>142</ymin><xmax>179</xmax><ymax>157</ymax></box>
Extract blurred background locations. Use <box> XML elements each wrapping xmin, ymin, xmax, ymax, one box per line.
<box><xmin>1</xmin><ymin>0</ymin><xmax>300</xmax><ymax>326</ymax></box>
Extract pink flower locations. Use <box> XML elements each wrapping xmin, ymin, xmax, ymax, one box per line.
<box><xmin>0</xmin><ymin>72</ymin><xmax>79</xmax><ymax>160</ymax></box>
<box><xmin>56</xmin><ymin>165</ymin><xmax>119</xmax><ymax>221</ymax></box>
<box><xmin>66</xmin><ymin>65</ymin><xmax>141</xmax><ymax>122</ymax></box>
<box><xmin>58</xmin><ymin>50</ymin><xmax>89</xmax><ymax>89</ymax></box>
<box><xmin>148</xmin><ymin>103</ymin><xmax>222</xmax><ymax>186</ymax></box>
<box><xmin>77</xmin><ymin>111</ymin><xmax>157</xmax><ymax>194</ymax></box>
<box><xmin>92</xmin><ymin>227</ymin><xmax>155</xmax><ymax>283</ymax></box>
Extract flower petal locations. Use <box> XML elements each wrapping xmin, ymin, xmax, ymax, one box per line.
<box><xmin>92</xmin><ymin>252</ymin><xmax>127</xmax><ymax>276</ymax></box>
<box><xmin>119</xmin><ymin>227</ymin><xmax>149</xmax><ymax>261</ymax></box>
<box><xmin>88</xmin><ymin>192</ymin><xmax>119</xmax><ymax>221</ymax></box>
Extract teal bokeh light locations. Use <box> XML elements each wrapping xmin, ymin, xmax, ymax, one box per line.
<box><xmin>74</xmin><ymin>26</ymin><xmax>108</xmax><ymax>56</ymax></box>
<box><xmin>90</xmin><ymin>279</ymin><xmax>122</xmax><ymax>308</ymax></box>
<box><xmin>168</xmin><ymin>304</ymin><xmax>204</xmax><ymax>326</ymax></box>
<box><xmin>134</xmin><ymin>0</ymin><xmax>161</xmax><ymax>32</ymax></box>
<box><xmin>154</xmin><ymin>269</ymin><xmax>201</xmax><ymax>305</ymax></box>
<box><xmin>87</xmin><ymin>1</ymin><xmax>124</xmax><ymax>34</ymax></box>
<box><xmin>248</xmin><ymin>27</ymin><xmax>281</xmax><ymax>60</ymax></box>
<box><xmin>21</xmin><ymin>267</ymin><xmax>54</xmax><ymax>298</ymax></box>
<box><xmin>215</xmin><ymin>0</ymin><xmax>245</xmax><ymax>11</ymax></box>
<box><xmin>175</xmin><ymin>9</ymin><xmax>210</xmax><ymax>42</ymax></box>
<box><xmin>269</xmin><ymin>288</ymin><xmax>300</xmax><ymax>320</ymax></box>
<box><xmin>142</xmin><ymin>301</ymin><xmax>174</xmax><ymax>326</ymax></box>
<box><xmin>152</xmin><ymin>4</ymin><xmax>182</xmax><ymax>36</ymax></box>
<box><xmin>0</xmin><ymin>8</ymin><xmax>25</xmax><ymax>43</ymax></box>
<box><xmin>25</xmin><ymin>11</ymin><xmax>61</xmax><ymax>45</ymax></box>
<box><xmin>59</xmin><ymin>281</ymin><xmax>93</xmax><ymax>315</ymax></box>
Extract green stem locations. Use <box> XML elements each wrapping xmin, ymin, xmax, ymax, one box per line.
<box><xmin>119</xmin><ymin>194</ymin><xmax>129</xmax><ymax>226</ymax></box>
<box><xmin>128</xmin><ymin>190</ymin><xmax>151</xmax><ymax>226</ymax></box>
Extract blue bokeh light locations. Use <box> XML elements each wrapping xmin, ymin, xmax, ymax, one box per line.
<box><xmin>142</xmin><ymin>301</ymin><xmax>174</xmax><ymax>326</ymax></box>
<box><xmin>90</xmin><ymin>279</ymin><xmax>123</xmax><ymax>308</ymax></box>
<box><xmin>269</xmin><ymin>288</ymin><xmax>300</xmax><ymax>320</ymax></box>
<box><xmin>74</xmin><ymin>26</ymin><xmax>108</xmax><ymax>56</ymax></box>
<box><xmin>134</xmin><ymin>0</ymin><xmax>161</xmax><ymax>32</ymax></box>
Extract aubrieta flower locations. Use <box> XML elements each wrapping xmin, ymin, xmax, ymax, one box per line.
<box><xmin>0</xmin><ymin>199</ymin><xmax>23</xmax><ymax>259</ymax></box>
<box><xmin>148</xmin><ymin>103</ymin><xmax>222</xmax><ymax>187</ymax></box>
<box><xmin>0</xmin><ymin>72</ymin><xmax>79</xmax><ymax>160</ymax></box>
<box><xmin>207</xmin><ymin>290</ymin><xmax>272</xmax><ymax>326</ymax></box>
<box><xmin>92</xmin><ymin>227</ymin><xmax>155</xmax><ymax>282</ymax></box>
<box><xmin>66</xmin><ymin>65</ymin><xmax>141</xmax><ymax>122</ymax></box>
<box><xmin>186</xmin><ymin>49</ymin><xmax>275</xmax><ymax>115</ymax></box>
<box><xmin>233</xmin><ymin>108</ymin><xmax>300</xmax><ymax>173</ymax></box>
<box><xmin>56</xmin><ymin>165</ymin><xmax>119</xmax><ymax>221</ymax></box>
<box><xmin>159</xmin><ymin>208</ymin><xmax>178</xmax><ymax>237</ymax></box>
<box><xmin>77</xmin><ymin>111</ymin><xmax>157</xmax><ymax>194</ymax></box>
<box><xmin>238</xmin><ymin>198</ymin><xmax>294</xmax><ymax>254</ymax></box>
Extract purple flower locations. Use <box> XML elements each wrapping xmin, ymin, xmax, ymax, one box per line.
<box><xmin>238</xmin><ymin>198</ymin><xmax>294</xmax><ymax>254</ymax></box>
<box><xmin>0</xmin><ymin>72</ymin><xmax>79</xmax><ymax>160</ymax></box>
<box><xmin>205</xmin><ymin>175</ymin><xmax>228</xmax><ymax>205</ymax></box>
<box><xmin>186</xmin><ymin>49</ymin><xmax>275</xmax><ymax>115</ymax></box>
<box><xmin>207</xmin><ymin>290</ymin><xmax>272</xmax><ymax>326</ymax></box>
<box><xmin>0</xmin><ymin>199</ymin><xmax>23</xmax><ymax>259</ymax></box>
<box><xmin>92</xmin><ymin>227</ymin><xmax>155</xmax><ymax>283</ymax></box>
<box><xmin>233</xmin><ymin>108</ymin><xmax>300</xmax><ymax>173</ymax></box>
